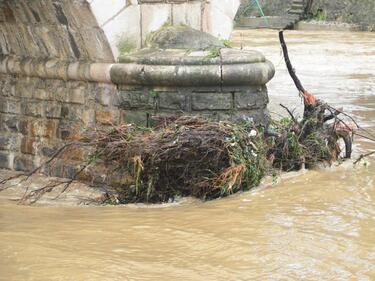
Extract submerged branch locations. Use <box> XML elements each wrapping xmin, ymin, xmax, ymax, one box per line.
<box><xmin>354</xmin><ymin>151</ymin><xmax>375</xmax><ymax>165</ymax></box>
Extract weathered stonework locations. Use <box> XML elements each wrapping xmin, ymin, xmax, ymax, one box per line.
<box><xmin>0</xmin><ymin>73</ymin><xmax>119</xmax><ymax>175</ymax></box>
<box><xmin>113</xmin><ymin>26</ymin><xmax>274</xmax><ymax>126</ymax></box>
<box><xmin>0</xmin><ymin>1</ymin><xmax>274</xmax><ymax>185</ymax></box>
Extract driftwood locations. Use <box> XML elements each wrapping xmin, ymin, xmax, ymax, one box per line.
<box><xmin>354</xmin><ymin>151</ymin><xmax>375</xmax><ymax>165</ymax></box>
<box><xmin>279</xmin><ymin>30</ymin><xmax>353</xmax><ymax>159</ymax></box>
<box><xmin>280</xmin><ymin>30</ymin><xmax>375</xmax><ymax>162</ymax></box>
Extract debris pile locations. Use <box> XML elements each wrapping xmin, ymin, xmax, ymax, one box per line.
<box><xmin>86</xmin><ymin>116</ymin><xmax>269</xmax><ymax>203</ymax></box>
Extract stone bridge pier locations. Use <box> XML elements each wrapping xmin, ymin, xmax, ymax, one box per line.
<box><xmin>0</xmin><ymin>0</ymin><xmax>274</xmax><ymax>179</ymax></box>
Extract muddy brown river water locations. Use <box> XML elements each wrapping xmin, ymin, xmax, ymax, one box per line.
<box><xmin>1</xmin><ymin>30</ymin><xmax>375</xmax><ymax>280</ymax></box>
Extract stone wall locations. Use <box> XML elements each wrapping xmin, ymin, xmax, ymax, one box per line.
<box><xmin>0</xmin><ymin>74</ymin><xmax>119</xmax><ymax>177</ymax></box>
<box><xmin>311</xmin><ymin>0</ymin><xmax>375</xmax><ymax>31</ymax></box>
<box><xmin>0</xmin><ymin>0</ymin><xmax>118</xmax><ymax>176</ymax></box>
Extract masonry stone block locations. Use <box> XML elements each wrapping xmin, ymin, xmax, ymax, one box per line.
<box><xmin>0</xmin><ymin>135</ymin><xmax>11</xmax><ymax>150</ymax></box>
<box><xmin>0</xmin><ymin>134</ymin><xmax>19</xmax><ymax>151</ymax></box>
<box><xmin>81</xmin><ymin>109</ymin><xmax>96</xmax><ymax>127</ymax></box>
<box><xmin>67</xmin><ymin>87</ymin><xmax>86</xmax><ymax>104</ymax></box>
<box><xmin>121</xmin><ymin>110</ymin><xmax>149</xmax><ymax>127</ymax></box>
<box><xmin>13</xmin><ymin>155</ymin><xmax>35</xmax><ymax>172</ymax></box>
<box><xmin>30</xmin><ymin>120</ymin><xmax>56</xmax><ymax>139</ymax></box>
<box><xmin>2</xmin><ymin>115</ymin><xmax>17</xmax><ymax>132</ymax></box>
<box><xmin>18</xmin><ymin>119</ymin><xmax>30</xmax><ymax>136</ymax></box>
<box><xmin>95</xmin><ymin>110</ymin><xmax>118</xmax><ymax>125</ymax></box>
<box><xmin>57</xmin><ymin>122</ymin><xmax>81</xmax><ymax>141</ymax></box>
<box><xmin>0</xmin><ymin>114</ymin><xmax>5</xmax><ymax>132</ymax></box>
<box><xmin>45</xmin><ymin>102</ymin><xmax>62</xmax><ymax>119</ymax></box>
<box><xmin>1</xmin><ymin>99</ymin><xmax>21</xmax><ymax>115</ymax></box>
<box><xmin>34</xmin><ymin>89</ymin><xmax>54</xmax><ymax>101</ymax></box>
<box><xmin>20</xmin><ymin>137</ymin><xmax>36</xmax><ymax>155</ymax></box>
<box><xmin>0</xmin><ymin>152</ymin><xmax>10</xmax><ymax>169</ymax></box>
<box><xmin>192</xmin><ymin>92</ymin><xmax>233</xmax><ymax>111</ymax></box>
<box><xmin>21</xmin><ymin>101</ymin><xmax>43</xmax><ymax>117</ymax></box>
<box><xmin>95</xmin><ymin>90</ymin><xmax>112</xmax><ymax>106</ymax></box>
<box><xmin>92</xmin><ymin>83</ymin><xmax>118</xmax><ymax>106</ymax></box>
<box><xmin>117</xmin><ymin>90</ymin><xmax>156</xmax><ymax>110</ymax></box>
<box><xmin>234</xmin><ymin>87</ymin><xmax>268</xmax><ymax>109</ymax></box>
<box><xmin>61</xmin><ymin>104</ymin><xmax>83</xmax><ymax>121</ymax></box>
<box><xmin>40</xmin><ymin>144</ymin><xmax>58</xmax><ymax>158</ymax></box>
<box><xmin>158</xmin><ymin>91</ymin><xmax>187</xmax><ymax>110</ymax></box>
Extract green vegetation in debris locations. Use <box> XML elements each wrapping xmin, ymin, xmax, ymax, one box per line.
<box><xmin>78</xmin><ymin>103</ymin><xmax>346</xmax><ymax>204</ymax></box>
<box><xmin>117</xmin><ymin>38</ymin><xmax>137</xmax><ymax>55</ymax></box>
<box><xmin>204</xmin><ymin>47</ymin><xmax>221</xmax><ymax>59</ymax></box>
<box><xmin>149</xmin><ymin>90</ymin><xmax>159</xmax><ymax>99</ymax></box>
<box><xmin>85</xmin><ymin>117</ymin><xmax>270</xmax><ymax>203</ymax></box>
<box><xmin>144</xmin><ymin>21</ymin><xmax>172</xmax><ymax>47</ymax></box>
<box><xmin>222</xmin><ymin>39</ymin><xmax>232</xmax><ymax>48</ymax></box>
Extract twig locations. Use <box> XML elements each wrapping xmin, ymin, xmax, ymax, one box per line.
<box><xmin>0</xmin><ymin>141</ymin><xmax>85</xmax><ymax>190</ymax></box>
<box><xmin>354</xmin><ymin>151</ymin><xmax>375</xmax><ymax>165</ymax></box>
<box><xmin>280</xmin><ymin>104</ymin><xmax>298</xmax><ymax>124</ymax></box>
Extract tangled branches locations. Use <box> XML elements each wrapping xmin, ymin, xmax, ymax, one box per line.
<box><xmin>84</xmin><ymin>117</ymin><xmax>269</xmax><ymax>203</ymax></box>
<box><xmin>0</xmin><ymin>113</ymin><xmax>353</xmax><ymax>205</ymax></box>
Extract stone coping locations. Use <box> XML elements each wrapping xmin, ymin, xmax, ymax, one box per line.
<box><xmin>0</xmin><ymin>51</ymin><xmax>275</xmax><ymax>87</ymax></box>
<box><xmin>0</xmin><ymin>55</ymin><xmax>113</xmax><ymax>83</ymax></box>
<box><xmin>118</xmin><ymin>48</ymin><xmax>266</xmax><ymax>65</ymax></box>
<box><xmin>111</xmin><ymin>60</ymin><xmax>274</xmax><ymax>87</ymax></box>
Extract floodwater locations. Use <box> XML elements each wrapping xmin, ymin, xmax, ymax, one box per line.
<box><xmin>1</xmin><ymin>30</ymin><xmax>375</xmax><ymax>280</ymax></box>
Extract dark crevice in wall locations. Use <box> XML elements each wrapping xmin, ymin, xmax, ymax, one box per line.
<box><xmin>67</xmin><ymin>32</ymin><xmax>81</xmax><ymax>59</ymax></box>
<box><xmin>30</xmin><ymin>8</ymin><xmax>41</xmax><ymax>23</ymax></box>
<box><xmin>3</xmin><ymin>2</ymin><xmax>15</xmax><ymax>23</ymax></box>
<box><xmin>52</xmin><ymin>2</ymin><xmax>81</xmax><ymax>59</ymax></box>
<box><xmin>219</xmin><ymin>48</ymin><xmax>224</xmax><ymax>92</ymax></box>
<box><xmin>53</xmin><ymin>3</ymin><xmax>68</xmax><ymax>26</ymax></box>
